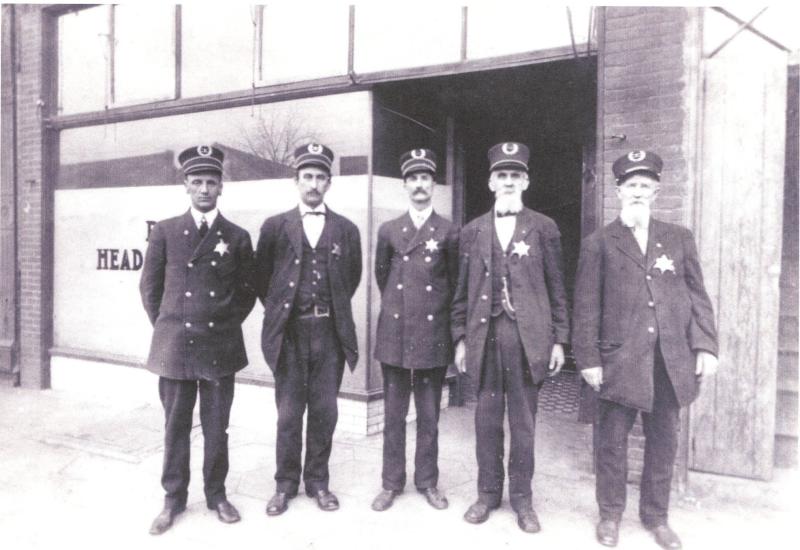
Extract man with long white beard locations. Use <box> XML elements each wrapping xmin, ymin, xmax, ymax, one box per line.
<box><xmin>572</xmin><ymin>150</ymin><xmax>719</xmax><ymax>550</ymax></box>
<box><xmin>451</xmin><ymin>142</ymin><xmax>569</xmax><ymax>533</ymax></box>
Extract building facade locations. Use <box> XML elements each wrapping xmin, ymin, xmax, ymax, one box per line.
<box><xmin>1</xmin><ymin>5</ymin><xmax>796</xmax><ymax>480</ymax></box>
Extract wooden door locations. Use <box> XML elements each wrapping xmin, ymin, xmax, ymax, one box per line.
<box><xmin>689</xmin><ymin>42</ymin><xmax>788</xmax><ymax>480</ymax></box>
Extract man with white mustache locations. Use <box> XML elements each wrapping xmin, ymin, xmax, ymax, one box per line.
<box><xmin>572</xmin><ymin>150</ymin><xmax>719</xmax><ymax>549</ymax></box>
<box><xmin>451</xmin><ymin>142</ymin><xmax>569</xmax><ymax>533</ymax></box>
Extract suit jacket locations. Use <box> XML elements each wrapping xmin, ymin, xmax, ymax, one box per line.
<box><xmin>451</xmin><ymin>207</ymin><xmax>570</xmax><ymax>386</ymax></box>
<box><xmin>254</xmin><ymin>206</ymin><xmax>362</xmax><ymax>371</ymax></box>
<box><xmin>374</xmin><ymin>210</ymin><xmax>459</xmax><ymax>369</ymax></box>
<box><xmin>572</xmin><ymin>217</ymin><xmax>718</xmax><ymax>412</ymax></box>
<box><xmin>139</xmin><ymin>210</ymin><xmax>256</xmax><ymax>380</ymax></box>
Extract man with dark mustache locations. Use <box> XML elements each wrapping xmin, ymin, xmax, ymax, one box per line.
<box><xmin>254</xmin><ymin>143</ymin><xmax>362</xmax><ymax>516</ymax></box>
<box><xmin>371</xmin><ymin>149</ymin><xmax>459</xmax><ymax>512</ymax></box>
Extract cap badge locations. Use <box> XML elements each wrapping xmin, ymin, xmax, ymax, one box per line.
<box><xmin>197</xmin><ymin>145</ymin><xmax>212</xmax><ymax>157</ymax></box>
<box><xmin>502</xmin><ymin>143</ymin><xmax>519</xmax><ymax>155</ymax></box>
<box><xmin>308</xmin><ymin>143</ymin><xmax>323</xmax><ymax>154</ymax></box>
<box><xmin>628</xmin><ymin>150</ymin><xmax>646</xmax><ymax>162</ymax></box>
<box><xmin>411</xmin><ymin>149</ymin><xmax>426</xmax><ymax>159</ymax></box>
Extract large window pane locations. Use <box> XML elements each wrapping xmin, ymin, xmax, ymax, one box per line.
<box><xmin>182</xmin><ymin>4</ymin><xmax>257</xmax><ymax>97</ymax></box>
<box><xmin>113</xmin><ymin>4</ymin><xmax>176</xmax><ymax>105</ymax></box>
<box><xmin>467</xmin><ymin>5</ymin><xmax>592</xmax><ymax>59</ymax></box>
<box><xmin>354</xmin><ymin>5</ymin><xmax>462</xmax><ymax>73</ymax></box>
<box><xmin>260</xmin><ymin>5</ymin><xmax>349</xmax><ymax>84</ymax></box>
<box><xmin>58</xmin><ymin>6</ymin><xmax>109</xmax><ymax>114</ymax></box>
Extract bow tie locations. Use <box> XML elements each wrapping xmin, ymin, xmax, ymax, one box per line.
<box><xmin>496</xmin><ymin>211</ymin><xmax>518</xmax><ymax>218</ymax></box>
<box><xmin>303</xmin><ymin>211</ymin><xmax>325</xmax><ymax>217</ymax></box>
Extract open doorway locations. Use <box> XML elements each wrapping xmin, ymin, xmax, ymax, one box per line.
<box><xmin>373</xmin><ymin>57</ymin><xmax>597</xmax><ymax>419</ymax></box>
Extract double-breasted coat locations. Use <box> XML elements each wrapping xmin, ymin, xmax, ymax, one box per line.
<box><xmin>450</xmin><ymin>207</ymin><xmax>570</xmax><ymax>386</ymax></box>
<box><xmin>253</xmin><ymin>206</ymin><xmax>362</xmax><ymax>371</ymax></box>
<box><xmin>140</xmin><ymin>210</ymin><xmax>256</xmax><ymax>380</ymax></box>
<box><xmin>374</xmin><ymin>211</ymin><xmax>459</xmax><ymax>370</ymax></box>
<box><xmin>571</xmin><ymin>217</ymin><xmax>718</xmax><ymax>412</ymax></box>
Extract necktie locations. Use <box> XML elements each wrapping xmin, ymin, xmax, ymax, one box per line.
<box><xmin>199</xmin><ymin>217</ymin><xmax>208</xmax><ymax>238</ymax></box>
<box><xmin>303</xmin><ymin>211</ymin><xmax>325</xmax><ymax>217</ymax></box>
<box><xmin>496</xmin><ymin>211</ymin><xmax>518</xmax><ymax>218</ymax></box>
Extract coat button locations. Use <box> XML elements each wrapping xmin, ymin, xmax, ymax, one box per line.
<box><xmin>402</xmin><ymin>227</ymin><xmax>408</xmax><ymax>233</ymax></box>
<box><xmin>397</xmin><ymin>284</ymin><xmax>403</xmax><ymax>290</ymax></box>
<box><xmin>656</xmin><ymin>243</ymin><xmax>663</xmax><ymax>248</ymax></box>
<box><xmin>312</xmin><ymin>259</ymin><xmax>317</xmax><ymax>264</ymax></box>
<box><xmin>425</xmin><ymin>256</ymin><xmax>431</xmax><ymax>263</ymax></box>
<box><xmin>646</xmin><ymin>275</ymin><xmax>652</xmax><ymax>281</ymax></box>
<box><xmin>295</xmin><ymin>259</ymin><xmax>300</xmax><ymax>264</ymax></box>
<box><xmin>209</xmin><ymin>291</ymin><xmax>216</xmax><ymax>297</ymax></box>
<box><xmin>648</xmin><ymin>300</ymin><xmax>655</xmax><ymax>307</ymax></box>
<box><xmin>284</xmin><ymin>303</ymin><xmax>290</xmax><ymax>309</ymax></box>
<box><xmin>289</xmin><ymin>281</ymin><xmax>295</xmax><ymax>287</ymax></box>
<box><xmin>211</xmin><ymin>260</ymin><xmax>217</xmax><ymax>266</ymax></box>
<box><xmin>213</xmin><ymin>359</ymin><xmax>218</xmax><ymax>365</ymax></box>
<box><xmin>426</xmin><ymin>285</ymin><xmax>432</xmax><ymax>292</ymax></box>
<box><xmin>189</xmin><ymin>339</ymin><xmax>194</xmax><ymax>344</ymax></box>
<box><xmin>185</xmin><ymin>322</ymin><xmax>192</xmax><ymax>328</ymax></box>
<box><xmin>208</xmin><ymin>321</ymin><xmax>214</xmax><ymax>328</ymax></box>
<box><xmin>427</xmin><ymin>314</ymin><xmax>433</xmax><ymax>321</ymax></box>
<box><xmin>485</xmin><ymin>272</ymin><xmax>489</xmax><ymax>277</ymax></box>
<box><xmin>187</xmin><ymin>262</ymin><xmax>194</xmax><ymax>268</ymax></box>
<box><xmin>403</xmin><ymin>255</ymin><xmax>409</xmax><ymax>262</ymax></box>
<box><xmin>185</xmin><ymin>291</ymin><xmax>192</xmax><ymax>297</ymax></box>
<box><xmin>648</xmin><ymin>327</ymin><xmax>655</xmax><ymax>334</ymax></box>
<box><xmin>480</xmin><ymin>318</ymin><xmax>487</xmax><ymax>324</ymax></box>
<box><xmin>183</xmin><ymin>229</ymin><xmax>189</xmax><ymax>235</ymax></box>
<box><xmin>393</xmin><ymin>313</ymin><xmax>400</xmax><ymax>319</ymax></box>
<box><xmin>481</xmin><ymin>294</ymin><xmax>488</xmax><ymax>301</ymax></box>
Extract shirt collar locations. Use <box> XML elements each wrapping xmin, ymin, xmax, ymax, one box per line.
<box><xmin>619</xmin><ymin>211</ymin><xmax>650</xmax><ymax>230</ymax></box>
<box><xmin>299</xmin><ymin>202</ymin><xmax>327</xmax><ymax>216</ymax></box>
<box><xmin>409</xmin><ymin>204</ymin><xmax>433</xmax><ymax>224</ymax></box>
<box><xmin>190</xmin><ymin>207</ymin><xmax>218</xmax><ymax>228</ymax></box>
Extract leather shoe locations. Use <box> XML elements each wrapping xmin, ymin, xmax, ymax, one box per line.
<box><xmin>419</xmin><ymin>487</ymin><xmax>448</xmax><ymax>510</ymax></box>
<box><xmin>596</xmin><ymin>519</ymin><xmax>619</xmax><ymax>547</ymax></box>
<box><xmin>266</xmin><ymin>490</ymin><xmax>297</xmax><ymax>516</ymax></box>
<box><xmin>647</xmin><ymin>524</ymin><xmax>682</xmax><ymax>549</ymax></box>
<box><xmin>149</xmin><ymin>504</ymin><xmax>185</xmax><ymax>535</ymax></box>
<box><xmin>307</xmin><ymin>489</ymin><xmax>340</xmax><ymax>511</ymax></box>
<box><xmin>463</xmin><ymin>500</ymin><xmax>499</xmax><ymax>524</ymax></box>
<box><xmin>210</xmin><ymin>499</ymin><xmax>240</xmax><ymax>523</ymax></box>
<box><xmin>371</xmin><ymin>489</ymin><xmax>400</xmax><ymax>511</ymax></box>
<box><xmin>515</xmin><ymin>507</ymin><xmax>541</xmax><ymax>533</ymax></box>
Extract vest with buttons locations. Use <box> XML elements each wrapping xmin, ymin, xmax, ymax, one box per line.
<box><xmin>294</xmin><ymin>226</ymin><xmax>333</xmax><ymax>314</ymax></box>
<box><xmin>491</xmin><ymin>227</ymin><xmax>514</xmax><ymax>318</ymax></box>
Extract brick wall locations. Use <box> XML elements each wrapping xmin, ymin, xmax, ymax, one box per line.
<box><xmin>15</xmin><ymin>5</ymin><xmax>51</xmax><ymax>388</ymax></box>
<box><xmin>599</xmin><ymin>7</ymin><xmax>698</xmax><ymax>483</ymax></box>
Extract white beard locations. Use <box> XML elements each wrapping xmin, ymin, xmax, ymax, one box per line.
<box><xmin>620</xmin><ymin>203</ymin><xmax>651</xmax><ymax>228</ymax></box>
<box><xmin>495</xmin><ymin>193</ymin><xmax>524</xmax><ymax>215</ymax></box>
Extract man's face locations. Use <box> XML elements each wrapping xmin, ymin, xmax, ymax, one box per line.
<box><xmin>184</xmin><ymin>172</ymin><xmax>222</xmax><ymax>213</ymax></box>
<box><xmin>403</xmin><ymin>171</ymin><xmax>435</xmax><ymax>206</ymax></box>
<box><xmin>616</xmin><ymin>172</ymin><xmax>659</xmax><ymax>210</ymax></box>
<box><xmin>296</xmin><ymin>166</ymin><xmax>331</xmax><ymax>208</ymax></box>
<box><xmin>488</xmin><ymin>169</ymin><xmax>529</xmax><ymax>198</ymax></box>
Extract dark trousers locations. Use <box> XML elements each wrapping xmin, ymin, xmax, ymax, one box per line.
<box><xmin>158</xmin><ymin>374</ymin><xmax>235</xmax><ymax>510</ymax></box>
<box><xmin>381</xmin><ymin>363</ymin><xmax>447</xmax><ymax>491</ymax></box>
<box><xmin>274</xmin><ymin>316</ymin><xmax>345</xmax><ymax>494</ymax></box>
<box><xmin>475</xmin><ymin>314</ymin><xmax>541</xmax><ymax>509</ymax></box>
<box><xmin>596</xmin><ymin>355</ymin><xmax>680</xmax><ymax>527</ymax></box>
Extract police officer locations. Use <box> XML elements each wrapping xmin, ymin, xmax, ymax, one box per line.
<box><xmin>572</xmin><ymin>151</ymin><xmax>719</xmax><ymax>549</ymax></box>
<box><xmin>254</xmin><ymin>143</ymin><xmax>362</xmax><ymax>515</ymax></box>
<box><xmin>140</xmin><ymin>145</ymin><xmax>256</xmax><ymax>535</ymax></box>
<box><xmin>451</xmin><ymin>142</ymin><xmax>570</xmax><ymax>533</ymax></box>
<box><xmin>371</xmin><ymin>149</ymin><xmax>459</xmax><ymax>512</ymax></box>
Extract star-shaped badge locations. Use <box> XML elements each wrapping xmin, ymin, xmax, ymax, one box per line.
<box><xmin>424</xmin><ymin>238</ymin><xmax>439</xmax><ymax>252</ymax></box>
<box><xmin>653</xmin><ymin>254</ymin><xmax>675</xmax><ymax>274</ymax></box>
<box><xmin>332</xmin><ymin>243</ymin><xmax>341</xmax><ymax>257</ymax></box>
<box><xmin>214</xmin><ymin>239</ymin><xmax>230</xmax><ymax>256</ymax></box>
<box><xmin>511</xmin><ymin>240</ymin><xmax>530</xmax><ymax>257</ymax></box>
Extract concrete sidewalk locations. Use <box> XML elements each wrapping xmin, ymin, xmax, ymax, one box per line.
<box><xmin>0</xmin><ymin>369</ymin><xmax>797</xmax><ymax>550</ymax></box>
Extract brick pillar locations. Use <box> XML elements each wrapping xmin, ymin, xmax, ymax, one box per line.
<box><xmin>598</xmin><ymin>6</ymin><xmax>701</xmax><ymax>484</ymax></box>
<box><xmin>15</xmin><ymin>5</ymin><xmax>56</xmax><ymax>389</ymax></box>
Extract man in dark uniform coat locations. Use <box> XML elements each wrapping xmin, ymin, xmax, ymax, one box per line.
<box><xmin>451</xmin><ymin>142</ymin><xmax>569</xmax><ymax>533</ymax></box>
<box><xmin>140</xmin><ymin>145</ymin><xmax>256</xmax><ymax>535</ymax></box>
<box><xmin>254</xmin><ymin>143</ymin><xmax>362</xmax><ymax>515</ymax></box>
<box><xmin>370</xmin><ymin>149</ymin><xmax>459</xmax><ymax>512</ymax></box>
<box><xmin>572</xmin><ymin>150</ymin><xmax>719</xmax><ymax>550</ymax></box>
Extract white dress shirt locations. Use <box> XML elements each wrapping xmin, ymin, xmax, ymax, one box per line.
<box><xmin>299</xmin><ymin>202</ymin><xmax>326</xmax><ymax>248</ymax></box>
<box><xmin>620</xmin><ymin>211</ymin><xmax>650</xmax><ymax>254</ymax></box>
<box><xmin>190</xmin><ymin>207</ymin><xmax>218</xmax><ymax>230</ymax></box>
<box><xmin>494</xmin><ymin>211</ymin><xmax>516</xmax><ymax>251</ymax></box>
<box><xmin>409</xmin><ymin>204</ymin><xmax>433</xmax><ymax>230</ymax></box>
